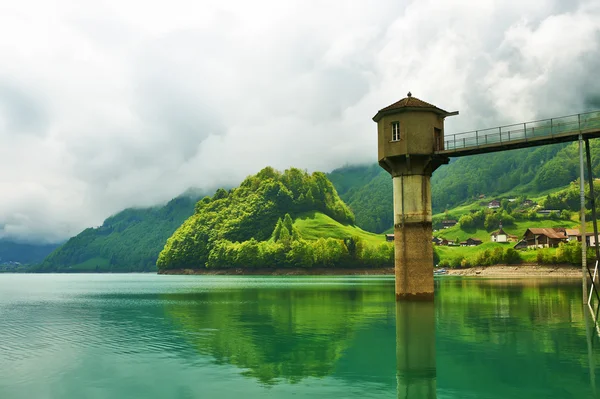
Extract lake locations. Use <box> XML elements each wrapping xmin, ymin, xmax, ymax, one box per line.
<box><xmin>0</xmin><ymin>274</ymin><xmax>598</xmax><ymax>398</ymax></box>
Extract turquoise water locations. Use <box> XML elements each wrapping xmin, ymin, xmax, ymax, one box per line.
<box><xmin>0</xmin><ymin>274</ymin><xmax>598</xmax><ymax>398</ymax></box>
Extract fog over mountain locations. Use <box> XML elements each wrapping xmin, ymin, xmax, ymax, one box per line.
<box><xmin>1</xmin><ymin>0</ymin><xmax>599</xmax><ymax>242</ymax></box>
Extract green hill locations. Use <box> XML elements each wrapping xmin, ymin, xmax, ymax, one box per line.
<box><xmin>37</xmin><ymin>195</ymin><xmax>200</xmax><ymax>272</ymax></box>
<box><xmin>158</xmin><ymin>167</ymin><xmax>392</xmax><ymax>270</ymax></box>
<box><xmin>427</xmin><ymin>180</ymin><xmax>600</xmax><ymax>267</ymax></box>
<box><xmin>293</xmin><ymin>211</ymin><xmax>384</xmax><ymax>246</ymax></box>
<box><xmin>328</xmin><ymin>140</ymin><xmax>600</xmax><ymax>233</ymax></box>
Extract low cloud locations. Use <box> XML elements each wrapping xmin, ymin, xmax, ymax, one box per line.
<box><xmin>0</xmin><ymin>0</ymin><xmax>599</xmax><ymax>242</ymax></box>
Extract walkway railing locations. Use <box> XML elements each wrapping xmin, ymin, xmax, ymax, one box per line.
<box><xmin>444</xmin><ymin>110</ymin><xmax>600</xmax><ymax>151</ymax></box>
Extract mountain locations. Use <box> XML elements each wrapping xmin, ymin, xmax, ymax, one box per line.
<box><xmin>328</xmin><ymin>141</ymin><xmax>600</xmax><ymax>233</ymax></box>
<box><xmin>327</xmin><ymin>164</ymin><xmax>393</xmax><ymax>234</ymax></box>
<box><xmin>0</xmin><ymin>239</ymin><xmax>60</xmax><ymax>271</ymax></box>
<box><xmin>157</xmin><ymin>167</ymin><xmax>393</xmax><ymax>270</ymax></box>
<box><xmin>37</xmin><ymin>195</ymin><xmax>201</xmax><ymax>272</ymax></box>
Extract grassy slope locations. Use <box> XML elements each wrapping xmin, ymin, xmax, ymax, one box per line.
<box><xmin>434</xmin><ymin>219</ymin><xmax>577</xmax><ymax>242</ymax></box>
<box><xmin>433</xmin><ymin>219</ymin><xmax>581</xmax><ymax>264</ymax></box>
<box><xmin>294</xmin><ymin>211</ymin><xmax>385</xmax><ymax>246</ymax></box>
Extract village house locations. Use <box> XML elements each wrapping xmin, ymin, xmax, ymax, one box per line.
<box><xmin>507</xmin><ymin>234</ymin><xmax>519</xmax><ymax>242</ymax></box>
<box><xmin>523</xmin><ymin>228</ymin><xmax>567</xmax><ymax>249</ymax></box>
<box><xmin>565</xmin><ymin>229</ymin><xmax>598</xmax><ymax>247</ymax></box>
<box><xmin>522</xmin><ymin>199</ymin><xmax>534</xmax><ymax>207</ymax></box>
<box><xmin>490</xmin><ymin>226</ymin><xmax>508</xmax><ymax>243</ymax></box>
<box><xmin>536</xmin><ymin>209</ymin><xmax>559</xmax><ymax>216</ymax></box>
<box><xmin>385</xmin><ymin>234</ymin><xmax>394</xmax><ymax>242</ymax></box>
<box><xmin>441</xmin><ymin>219</ymin><xmax>457</xmax><ymax>229</ymax></box>
<box><xmin>488</xmin><ymin>200</ymin><xmax>501</xmax><ymax>209</ymax></box>
<box><xmin>432</xmin><ymin>237</ymin><xmax>441</xmax><ymax>245</ymax></box>
<box><xmin>514</xmin><ymin>240</ymin><xmax>528</xmax><ymax>250</ymax></box>
<box><xmin>460</xmin><ymin>238</ymin><xmax>482</xmax><ymax>247</ymax></box>
<box><xmin>566</xmin><ymin>229</ymin><xmax>579</xmax><ymax>241</ymax></box>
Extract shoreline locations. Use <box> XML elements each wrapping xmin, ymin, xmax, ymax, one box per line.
<box><xmin>158</xmin><ymin>264</ymin><xmax>584</xmax><ymax>278</ymax></box>
<box><xmin>445</xmin><ymin>264</ymin><xmax>583</xmax><ymax>278</ymax></box>
<box><xmin>158</xmin><ymin>267</ymin><xmax>395</xmax><ymax>276</ymax></box>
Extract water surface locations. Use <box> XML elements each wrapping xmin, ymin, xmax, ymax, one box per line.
<box><xmin>0</xmin><ymin>274</ymin><xmax>598</xmax><ymax>398</ymax></box>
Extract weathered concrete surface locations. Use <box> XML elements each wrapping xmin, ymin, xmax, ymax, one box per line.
<box><xmin>396</xmin><ymin>301</ymin><xmax>436</xmax><ymax>398</ymax></box>
<box><xmin>394</xmin><ymin>219</ymin><xmax>434</xmax><ymax>301</ymax></box>
<box><xmin>392</xmin><ymin>173</ymin><xmax>434</xmax><ymax>300</ymax></box>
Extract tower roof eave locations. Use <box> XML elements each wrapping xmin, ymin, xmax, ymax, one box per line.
<box><xmin>372</xmin><ymin>95</ymin><xmax>456</xmax><ymax>122</ymax></box>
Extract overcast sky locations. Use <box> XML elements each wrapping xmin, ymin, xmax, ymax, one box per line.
<box><xmin>1</xmin><ymin>0</ymin><xmax>599</xmax><ymax>243</ymax></box>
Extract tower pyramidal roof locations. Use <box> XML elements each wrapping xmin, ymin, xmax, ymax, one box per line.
<box><xmin>372</xmin><ymin>92</ymin><xmax>455</xmax><ymax>122</ymax></box>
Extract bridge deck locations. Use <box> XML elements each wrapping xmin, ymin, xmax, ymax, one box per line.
<box><xmin>437</xmin><ymin>111</ymin><xmax>600</xmax><ymax>157</ymax></box>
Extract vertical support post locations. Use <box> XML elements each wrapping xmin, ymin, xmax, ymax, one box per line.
<box><xmin>585</xmin><ymin>139</ymin><xmax>599</xmax><ymax>262</ymax></box>
<box><xmin>392</xmin><ymin>166</ymin><xmax>435</xmax><ymax>301</ymax></box>
<box><xmin>580</xmin><ymin>134</ymin><xmax>588</xmax><ymax>303</ymax></box>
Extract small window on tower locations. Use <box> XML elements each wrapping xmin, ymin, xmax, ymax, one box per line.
<box><xmin>391</xmin><ymin>122</ymin><xmax>400</xmax><ymax>141</ymax></box>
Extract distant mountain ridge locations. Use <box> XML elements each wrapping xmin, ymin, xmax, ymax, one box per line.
<box><xmin>36</xmin><ymin>194</ymin><xmax>204</xmax><ymax>272</ymax></box>
<box><xmin>0</xmin><ymin>239</ymin><xmax>60</xmax><ymax>270</ymax></box>
<box><xmin>32</xmin><ymin>139</ymin><xmax>600</xmax><ymax>272</ymax></box>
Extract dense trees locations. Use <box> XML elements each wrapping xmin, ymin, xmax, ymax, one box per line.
<box><xmin>158</xmin><ymin>167</ymin><xmax>377</xmax><ymax>270</ymax></box>
<box><xmin>536</xmin><ymin>241</ymin><xmax>595</xmax><ymax>265</ymax></box>
<box><xmin>202</xmin><ymin>215</ymin><xmax>393</xmax><ymax>270</ymax></box>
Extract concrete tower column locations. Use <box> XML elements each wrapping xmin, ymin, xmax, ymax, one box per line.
<box><xmin>392</xmin><ymin>169</ymin><xmax>434</xmax><ymax>300</ymax></box>
<box><xmin>373</xmin><ymin>93</ymin><xmax>457</xmax><ymax>301</ymax></box>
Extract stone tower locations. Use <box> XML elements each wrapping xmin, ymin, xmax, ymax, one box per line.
<box><xmin>373</xmin><ymin>93</ymin><xmax>457</xmax><ymax>300</ymax></box>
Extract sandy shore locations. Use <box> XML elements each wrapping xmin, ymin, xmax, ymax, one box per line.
<box><xmin>159</xmin><ymin>264</ymin><xmax>585</xmax><ymax>278</ymax></box>
<box><xmin>446</xmin><ymin>264</ymin><xmax>583</xmax><ymax>278</ymax></box>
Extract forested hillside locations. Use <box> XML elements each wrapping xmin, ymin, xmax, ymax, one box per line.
<box><xmin>36</xmin><ymin>196</ymin><xmax>200</xmax><ymax>272</ymax></box>
<box><xmin>328</xmin><ymin>141</ymin><xmax>600</xmax><ymax>233</ymax></box>
<box><xmin>0</xmin><ymin>240</ymin><xmax>60</xmax><ymax>269</ymax></box>
<box><xmin>328</xmin><ymin>164</ymin><xmax>392</xmax><ymax>234</ymax></box>
<box><xmin>157</xmin><ymin>167</ymin><xmax>393</xmax><ymax>270</ymax></box>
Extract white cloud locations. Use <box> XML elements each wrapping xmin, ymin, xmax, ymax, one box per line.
<box><xmin>0</xmin><ymin>0</ymin><xmax>599</xmax><ymax>242</ymax></box>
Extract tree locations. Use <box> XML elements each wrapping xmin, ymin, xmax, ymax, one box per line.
<box><xmin>272</xmin><ymin>218</ymin><xmax>283</xmax><ymax>241</ymax></box>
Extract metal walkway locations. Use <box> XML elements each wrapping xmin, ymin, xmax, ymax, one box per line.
<box><xmin>438</xmin><ymin>110</ymin><xmax>600</xmax><ymax>157</ymax></box>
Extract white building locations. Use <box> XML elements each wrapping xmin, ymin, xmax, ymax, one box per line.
<box><xmin>491</xmin><ymin>227</ymin><xmax>508</xmax><ymax>243</ymax></box>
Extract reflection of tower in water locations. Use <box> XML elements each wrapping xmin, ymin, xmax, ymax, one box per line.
<box><xmin>396</xmin><ymin>301</ymin><xmax>436</xmax><ymax>399</ymax></box>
